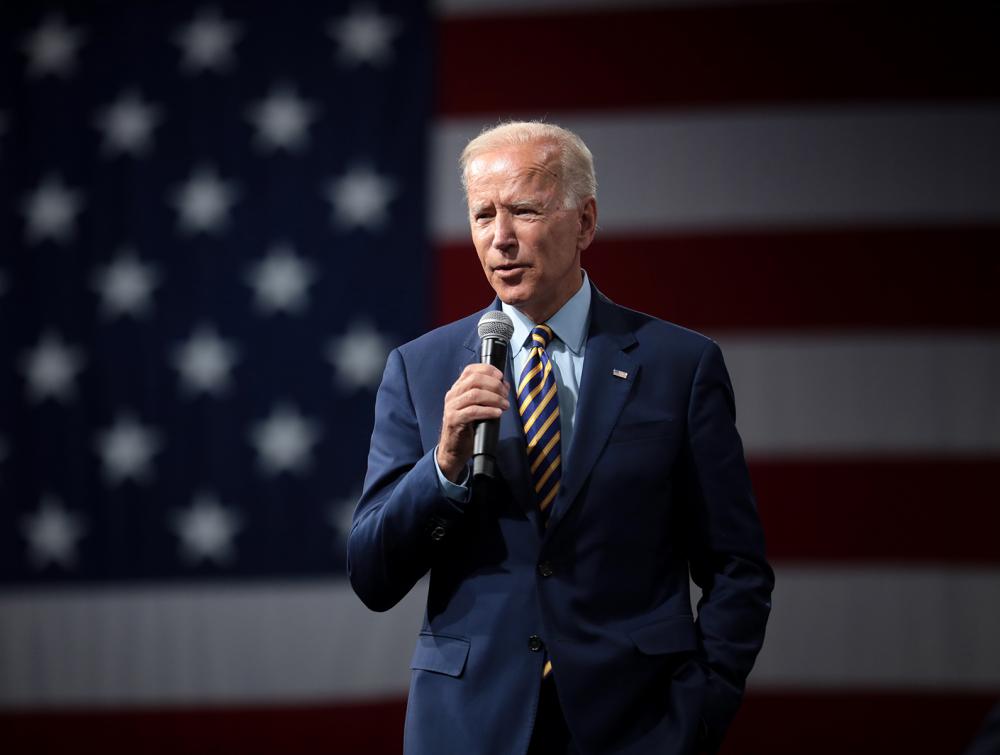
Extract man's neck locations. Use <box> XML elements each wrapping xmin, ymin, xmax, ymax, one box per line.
<box><xmin>515</xmin><ymin>271</ymin><xmax>585</xmax><ymax>324</ymax></box>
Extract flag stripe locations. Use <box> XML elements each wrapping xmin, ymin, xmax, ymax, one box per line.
<box><xmin>724</xmin><ymin>691</ymin><xmax>998</xmax><ymax>755</ymax></box>
<box><xmin>437</xmin><ymin>0</ymin><xmax>818</xmax><ymax>13</ymax></box>
<box><xmin>717</xmin><ymin>335</ymin><xmax>1000</xmax><ymax>455</ymax></box>
<box><xmin>3</xmin><ymin>567</ymin><xmax>999</xmax><ymax>708</ymax></box>
<box><xmin>752</xmin><ymin>566</ymin><xmax>1000</xmax><ymax>689</ymax></box>
<box><xmin>0</xmin><ymin>582</ymin><xmax>426</xmax><ymax>706</ymax></box>
<box><xmin>437</xmin><ymin>4</ymin><xmax>1000</xmax><ymax>114</ymax></box>
<box><xmin>1</xmin><ymin>691</ymin><xmax>997</xmax><ymax>755</ymax></box>
<box><xmin>435</xmin><ymin>227</ymin><xmax>1000</xmax><ymax>331</ymax></box>
<box><xmin>432</xmin><ymin>107</ymin><xmax>1000</xmax><ymax>240</ymax></box>
<box><xmin>753</xmin><ymin>458</ymin><xmax>1000</xmax><ymax>564</ymax></box>
<box><xmin>0</xmin><ymin>699</ymin><xmax>407</xmax><ymax>755</ymax></box>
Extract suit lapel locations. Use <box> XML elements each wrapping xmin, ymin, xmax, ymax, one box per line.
<box><xmin>545</xmin><ymin>290</ymin><xmax>637</xmax><ymax>535</ymax></box>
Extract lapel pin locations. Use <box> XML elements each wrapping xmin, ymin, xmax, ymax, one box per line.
<box><xmin>612</xmin><ymin>369</ymin><xmax>628</xmax><ymax>379</ymax></box>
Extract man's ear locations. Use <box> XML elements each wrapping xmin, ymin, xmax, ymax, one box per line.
<box><xmin>577</xmin><ymin>197</ymin><xmax>598</xmax><ymax>252</ymax></box>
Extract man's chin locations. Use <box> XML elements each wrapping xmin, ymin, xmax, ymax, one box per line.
<box><xmin>490</xmin><ymin>280</ymin><xmax>530</xmax><ymax>306</ymax></box>
<box><xmin>495</xmin><ymin>290</ymin><xmax>531</xmax><ymax>309</ymax></box>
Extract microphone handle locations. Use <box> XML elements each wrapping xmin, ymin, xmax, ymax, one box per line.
<box><xmin>472</xmin><ymin>336</ymin><xmax>508</xmax><ymax>480</ymax></box>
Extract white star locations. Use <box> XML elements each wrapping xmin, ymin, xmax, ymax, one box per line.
<box><xmin>92</xmin><ymin>249</ymin><xmax>161</xmax><ymax>319</ymax></box>
<box><xmin>171</xmin><ymin>492</ymin><xmax>241</xmax><ymax>565</ymax></box>
<box><xmin>324</xmin><ymin>165</ymin><xmax>396</xmax><ymax>231</ymax></box>
<box><xmin>250</xmin><ymin>403</ymin><xmax>321</xmax><ymax>475</ymax></box>
<box><xmin>21</xmin><ymin>175</ymin><xmax>84</xmax><ymax>245</ymax></box>
<box><xmin>326</xmin><ymin>319</ymin><xmax>393</xmax><ymax>392</ymax></box>
<box><xmin>170</xmin><ymin>166</ymin><xmax>239</xmax><ymax>235</ymax></box>
<box><xmin>245</xmin><ymin>244</ymin><xmax>317</xmax><ymax>315</ymax></box>
<box><xmin>174</xmin><ymin>7</ymin><xmax>242</xmax><ymax>74</ymax></box>
<box><xmin>328</xmin><ymin>5</ymin><xmax>400</xmax><ymax>67</ymax></box>
<box><xmin>94</xmin><ymin>90</ymin><xmax>163</xmax><ymax>157</ymax></box>
<box><xmin>246</xmin><ymin>85</ymin><xmax>318</xmax><ymax>153</ymax></box>
<box><xmin>20</xmin><ymin>331</ymin><xmax>86</xmax><ymax>403</ymax></box>
<box><xmin>95</xmin><ymin>414</ymin><xmax>162</xmax><ymax>485</ymax></box>
<box><xmin>21</xmin><ymin>496</ymin><xmax>87</xmax><ymax>570</ymax></box>
<box><xmin>21</xmin><ymin>14</ymin><xmax>86</xmax><ymax>78</ymax></box>
<box><xmin>171</xmin><ymin>324</ymin><xmax>239</xmax><ymax>396</ymax></box>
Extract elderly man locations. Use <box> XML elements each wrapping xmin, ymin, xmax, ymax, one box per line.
<box><xmin>348</xmin><ymin>122</ymin><xmax>773</xmax><ymax>754</ymax></box>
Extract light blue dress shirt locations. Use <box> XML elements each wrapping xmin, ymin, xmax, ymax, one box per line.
<box><xmin>436</xmin><ymin>272</ymin><xmax>592</xmax><ymax>501</ymax></box>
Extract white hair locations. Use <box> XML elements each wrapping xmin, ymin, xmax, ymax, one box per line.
<box><xmin>460</xmin><ymin>121</ymin><xmax>597</xmax><ymax>208</ymax></box>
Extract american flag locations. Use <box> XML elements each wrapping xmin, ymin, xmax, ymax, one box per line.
<box><xmin>2</xmin><ymin>1</ymin><xmax>999</xmax><ymax>754</ymax></box>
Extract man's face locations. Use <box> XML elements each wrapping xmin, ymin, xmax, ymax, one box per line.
<box><xmin>464</xmin><ymin>142</ymin><xmax>596</xmax><ymax>324</ymax></box>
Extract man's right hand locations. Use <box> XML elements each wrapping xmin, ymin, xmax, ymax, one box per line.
<box><xmin>437</xmin><ymin>363</ymin><xmax>510</xmax><ymax>482</ymax></box>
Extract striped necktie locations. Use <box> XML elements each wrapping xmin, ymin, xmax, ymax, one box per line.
<box><xmin>518</xmin><ymin>324</ymin><xmax>561</xmax><ymax>519</ymax></box>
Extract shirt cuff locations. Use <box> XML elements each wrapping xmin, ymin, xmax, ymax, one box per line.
<box><xmin>433</xmin><ymin>446</ymin><xmax>471</xmax><ymax>503</ymax></box>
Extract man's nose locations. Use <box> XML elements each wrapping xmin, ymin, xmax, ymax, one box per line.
<box><xmin>492</xmin><ymin>211</ymin><xmax>517</xmax><ymax>252</ymax></box>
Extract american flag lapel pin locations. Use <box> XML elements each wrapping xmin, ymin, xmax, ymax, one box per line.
<box><xmin>612</xmin><ymin>369</ymin><xmax>628</xmax><ymax>379</ymax></box>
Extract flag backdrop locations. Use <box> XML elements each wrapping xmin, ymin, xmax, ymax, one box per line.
<box><xmin>2</xmin><ymin>1</ymin><xmax>999</xmax><ymax>753</ymax></box>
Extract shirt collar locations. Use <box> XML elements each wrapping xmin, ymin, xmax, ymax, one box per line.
<box><xmin>503</xmin><ymin>270</ymin><xmax>591</xmax><ymax>357</ymax></box>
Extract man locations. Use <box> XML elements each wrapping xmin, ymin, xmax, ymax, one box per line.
<box><xmin>348</xmin><ymin>122</ymin><xmax>773</xmax><ymax>754</ymax></box>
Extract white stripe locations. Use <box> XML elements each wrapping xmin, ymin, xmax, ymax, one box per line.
<box><xmin>3</xmin><ymin>565</ymin><xmax>999</xmax><ymax>707</ymax></box>
<box><xmin>432</xmin><ymin>105</ymin><xmax>1000</xmax><ymax>241</ymax></box>
<box><xmin>0</xmin><ymin>581</ymin><xmax>427</xmax><ymax>708</ymax></box>
<box><xmin>749</xmin><ymin>565</ymin><xmax>1000</xmax><ymax>690</ymax></box>
<box><xmin>716</xmin><ymin>333</ymin><xmax>1000</xmax><ymax>455</ymax></box>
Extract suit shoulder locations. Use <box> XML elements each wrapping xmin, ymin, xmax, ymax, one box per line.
<box><xmin>605</xmin><ymin>298</ymin><xmax>715</xmax><ymax>359</ymax></box>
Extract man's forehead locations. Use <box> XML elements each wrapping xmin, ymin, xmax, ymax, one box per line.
<box><xmin>466</xmin><ymin>176</ymin><xmax>558</xmax><ymax>213</ymax></box>
<box><xmin>466</xmin><ymin>143</ymin><xmax>560</xmax><ymax>183</ymax></box>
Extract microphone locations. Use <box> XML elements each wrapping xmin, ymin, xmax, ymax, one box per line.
<box><xmin>472</xmin><ymin>311</ymin><xmax>514</xmax><ymax>480</ymax></box>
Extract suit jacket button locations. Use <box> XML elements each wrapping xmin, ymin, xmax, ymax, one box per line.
<box><xmin>429</xmin><ymin>525</ymin><xmax>447</xmax><ymax>542</ymax></box>
<box><xmin>537</xmin><ymin>561</ymin><xmax>554</xmax><ymax>577</ymax></box>
<box><xmin>528</xmin><ymin>635</ymin><xmax>544</xmax><ymax>652</ymax></box>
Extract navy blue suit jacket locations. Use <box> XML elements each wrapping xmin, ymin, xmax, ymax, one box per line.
<box><xmin>348</xmin><ymin>284</ymin><xmax>773</xmax><ymax>754</ymax></box>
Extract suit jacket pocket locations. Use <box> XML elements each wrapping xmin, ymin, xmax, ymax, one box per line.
<box><xmin>410</xmin><ymin>632</ymin><xmax>470</xmax><ymax>677</ymax></box>
<box><xmin>607</xmin><ymin>419</ymin><xmax>676</xmax><ymax>445</ymax></box>
<box><xmin>628</xmin><ymin>615</ymin><xmax>698</xmax><ymax>656</ymax></box>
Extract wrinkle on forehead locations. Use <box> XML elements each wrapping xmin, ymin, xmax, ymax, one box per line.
<box><xmin>466</xmin><ymin>147</ymin><xmax>564</xmax><ymax>212</ymax></box>
<box><xmin>467</xmin><ymin>142</ymin><xmax>561</xmax><ymax>185</ymax></box>
<box><xmin>469</xmin><ymin>156</ymin><xmax>558</xmax><ymax>183</ymax></box>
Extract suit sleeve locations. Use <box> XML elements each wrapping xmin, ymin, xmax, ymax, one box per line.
<box><xmin>347</xmin><ymin>347</ymin><xmax>470</xmax><ymax>612</ymax></box>
<box><xmin>684</xmin><ymin>339</ymin><xmax>774</xmax><ymax>750</ymax></box>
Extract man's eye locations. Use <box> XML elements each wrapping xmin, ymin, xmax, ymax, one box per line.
<box><xmin>515</xmin><ymin>208</ymin><xmax>538</xmax><ymax>216</ymax></box>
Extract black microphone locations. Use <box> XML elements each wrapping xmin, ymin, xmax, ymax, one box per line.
<box><xmin>472</xmin><ymin>311</ymin><xmax>514</xmax><ymax>480</ymax></box>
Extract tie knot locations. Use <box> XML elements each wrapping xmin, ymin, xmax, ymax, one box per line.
<box><xmin>530</xmin><ymin>324</ymin><xmax>555</xmax><ymax>350</ymax></box>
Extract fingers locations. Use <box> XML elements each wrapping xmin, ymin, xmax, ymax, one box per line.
<box><xmin>445</xmin><ymin>394</ymin><xmax>508</xmax><ymax>423</ymax></box>
<box><xmin>443</xmin><ymin>385</ymin><xmax>509</xmax><ymax>422</ymax></box>
<box><xmin>465</xmin><ymin>364</ymin><xmax>509</xmax><ymax>394</ymax></box>
<box><xmin>445</xmin><ymin>364</ymin><xmax>509</xmax><ymax>409</ymax></box>
<box><xmin>456</xmin><ymin>363</ymin><xmax>508</xmax><ymax>390</ymax></box>
<box><xmin>437</xmin><ymin>363</ymin><xmax>511</xmax><ymax>478</ymax></box>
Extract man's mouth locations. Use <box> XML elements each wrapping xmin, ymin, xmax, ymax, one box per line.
<box><xmin>494</xmin><ymin>263</ymin><xmax>528</xmax><ymax>272</ymax></box>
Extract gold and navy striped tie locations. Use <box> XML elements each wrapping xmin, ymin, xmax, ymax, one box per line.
<box><xmin>518</xmin><ymin>324</ymin><xmax>561</xmax><ymax>520</ymax></box>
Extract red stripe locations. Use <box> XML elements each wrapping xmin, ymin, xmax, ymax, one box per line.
<box><xmin>434</xmin><ymin>227</ymin><xmax>1000</xmax><ymax>331</ymax></box>
<box><xmin>437</xmin><ymin>5</ymin><xmax>1000</xmax><ymax>115</ymax></box>
<box><xmin>2</xmin><ymin>692</ymin><xmax>996</xmax><ymax>754</ymax></box>
<box><xmin>0</xmin><ymin>698</ymin><xmax>406</xmax><ymax>755</ymax></box>
<box><xmin>753</xmin><ymin>458</ymin><xmax>1000</xmax><ymax>564</ymax></box>
<box><xmin>722</xmin><ymin>691</ymin><xmax>998</xmax><ymax>755</ymax></box>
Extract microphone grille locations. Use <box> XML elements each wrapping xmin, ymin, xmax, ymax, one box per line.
<box><xmin>477</xmin><ymin>310</ymin><xmax>514</xmax><ymax>342</ymax></box>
